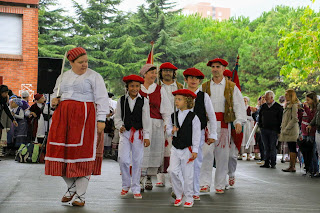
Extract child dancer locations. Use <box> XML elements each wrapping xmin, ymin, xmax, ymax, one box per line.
<box><xmin>167</xmin><ymin>89</ymin><xmax>201</xmax><ymax>208</ymax></box>
<box><xmin>114</xmin><ymin>75</ymin><xmax>151</xmax><ymax>199</ymax></box>
<box><xmin>183</xmin><ymin>68</ymin><xmax>217</xmax><ymax>201</ymax></box>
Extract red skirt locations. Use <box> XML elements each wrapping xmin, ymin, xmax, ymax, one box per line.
<box><xmin>45</xmin><ymin>100</ymin><xmax>104</xmax><ymax>178</ymax></box>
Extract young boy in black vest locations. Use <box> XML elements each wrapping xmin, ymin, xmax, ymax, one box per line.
<box><xmin>167</xmin><ymin>89</ymin><xmax>201</xmax><ymax>208</ymax></box>
<box><xmin>114</xmin><ymin>75</ymin><xmax>151</xmax><ymax>199</ymax></box>
<box><xmin>183</xmin><ymin>68</ymin><xmax>217</xmax><ymax>200</ymax></box>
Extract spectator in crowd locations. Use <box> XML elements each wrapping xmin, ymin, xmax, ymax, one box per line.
<box><xmin>304</xmin><ymin>92</ymin><xmax>319</xmax><ymax>176</ymax></box>
<box><xmin>279</xmin><ymin>89</ymin><xmax>299</xmax><ymax>172</ymax></box>
<box><xmin>239</xmin><ymin>96</ymin><xmax>255</xmax><ymax>160</ymax></box>
<box><xmin>253</xmin><ymin>95</ymin><xmax>265</xmax><ymax>164</ymax></box>
<box><xmin>258</xmin><ymin>91</ymin><xmax>283</xmax><ymax>169</ymax></box>
<box><xmin>10</xmin><ymin>98</ymin><xmax>27</xmax><ymax>148</ymax></box>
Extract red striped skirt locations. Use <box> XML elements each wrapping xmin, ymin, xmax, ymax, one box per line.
<box><xmin>45</xmin><ymin>100</ymin><xmax>104</xmax><ymax>178</ymax></box>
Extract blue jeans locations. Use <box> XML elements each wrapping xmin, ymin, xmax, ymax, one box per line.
<box><xmin>304</xmin><ymin>136</ymin><xmax>319</xmax><ymax>173</ymax></box>
<box><xmin>261</xmin><ymin>128</ymin><xmax>278</xmax><ymax>166</ymax></box>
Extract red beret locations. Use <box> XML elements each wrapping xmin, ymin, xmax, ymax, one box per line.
<box><xmin>207</xmin><ymin>58</ymin><xmax>228</xmax><ymax>67</ymax></box>
<box><xmin>123</xmin><ymin>75</ymin><xmax>144</xmax><ymax>84</ymax></box>
<box><xmin>223</xmin><ymin>70</ymin><xmax>233</xmax><ymax>78</ymax></box>
<box><xmin>172</xmin><ymin>89</ymin><xmax>197</xmax><ymax>99</ymax></box>
<box><xmin>160</xmin><ymin>62</ymin><xmax>178</xmax><ymax>70</ymax></box>
<box><xmin>34</xmin><ymin>93</ymin><xmax>43</xmax><ymax>101</ymax></box>
<box><xmin>183</xmin><ymin>67</ymin><xmax>205</xmax><ymax>79</ymax></box>
<box><xmin>67</xmin><ymin>47</ymin><xmax>87</xmax><ymax>61</ymax></box>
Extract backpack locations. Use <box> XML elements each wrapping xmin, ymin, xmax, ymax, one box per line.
<box><xmin>15</xmin><ymin>143</ymin><xmax>41</xmax><ymax>163</ymax></box>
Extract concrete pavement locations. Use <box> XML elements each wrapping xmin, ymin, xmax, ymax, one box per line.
<box><xmin>1</xmin><ymin>156</ymin><xmax>320</xmax><ymax>213</ymax></box>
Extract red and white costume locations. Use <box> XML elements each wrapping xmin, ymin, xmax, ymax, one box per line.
<box><xmin>45</xmin><ymin>68</ymin><xmax>109</xmax><ymax>177</ymax></box>
<box><xmin>114</xmin><ymin>91</ymin><xmax>151</xmax><ymax>194</ymax></box>
<box><xmin>200</xmin><ymin>77</ymin><xmax>246</xmax><ymax>191</ymax></box>
<box><xmin>139</xmin><ymin>83</ymin><xmax>172</xmax><ymax>176</ymax></box>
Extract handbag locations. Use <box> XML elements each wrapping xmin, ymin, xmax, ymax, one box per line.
<box><xmin>297</xmin><ymin>134</ymin><xmax>313</xmax><ymax>152</ymax></box>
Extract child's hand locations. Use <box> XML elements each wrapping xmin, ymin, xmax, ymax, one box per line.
<box><xmin>172</xmin><ymin>126</ymin><xmax>179</xmax><ymax>135</ymax></box>
<box><xmin>13</xmin><ymin>120</ymin><xmax>18</xmax><ymax>127</ymax></box>
<box><xmin>144</xmin><ymin>139</ymin><xmax>150</xmax><ymax>147</ymax></box>
<box><xmin>31</xmin><ymin>112</ymin><xmax>37</xmax><ymax>117</ymax></box>
<box><xmin>206</xmin><ymin>138</ymin><xmax>215</xmax><ymax>145</ymax></box>
<box><xmin>120</xmin><ymin>126</ymin><xmax>126</xmax><ymax>133</ymax></box>
<box><xmin>191</xmin><ymin>152</ymin><xmax>197</xmax><ymax>160</ymax></box>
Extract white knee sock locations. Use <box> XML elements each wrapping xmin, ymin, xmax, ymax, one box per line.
<box><xmin>75</xmin><ymin>175</ymin><xmax>91</xmax><ymax>201</ymax></box>
<box><xmin>62</xmin><ymin>177</ymin><xmax>76</xmax><ymax>197</ymax></box>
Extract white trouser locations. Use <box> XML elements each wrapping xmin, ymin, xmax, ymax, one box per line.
<box><xmin>118</xmin><ymin>130</ymin><xmax>144</xmax><ymax>194</ymax></box>
<box><xmin>214</xmin><ymin>139</ymin><xmax>230</xmax><ymax>190</ymax></box>
<box><xmin>200</xmin><ymin>141</ymin><xmax>215</xmax><ymax>187</ymax></box>
<box><xmin>193</xmin><ymin>129</ymin><xmax>205</xmax><ymax>196</ymax></box>
<box><xmin>228</xmin><ymin>139</ymin><xmax>238</xmax><ymax>178</ymax></box>
<box><xmin>168</xmin><ymin>147</ymin><xmax>194</xmax><ymax>203</ymax></box>
<box><xmin>200</xmin><ymin>127</ymin><xmax>230</xmax><ymax>190</ymax></box>
<box><xmin>104</xmin><ymin>133</ymin><xmax>112</xmax><ymax>146</ymax></box>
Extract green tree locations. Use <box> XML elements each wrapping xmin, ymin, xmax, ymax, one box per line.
<box><xmin>38</xmin><ymin>0</ymin><xmax>74</xmax><ymax>57</ymax></box>
<box><xmin>278</xmin><ymin>6</ymin><xmax>320</xmax><ymax>90</ymax></box>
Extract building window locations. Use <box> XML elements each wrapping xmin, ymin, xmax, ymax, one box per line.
<box><xmin>0</xmin><ymin>13</ymin><xmax>22</xmax><ymax>55</ymax></box>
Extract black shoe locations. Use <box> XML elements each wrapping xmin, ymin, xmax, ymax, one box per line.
<box><xmin>260</xmin><ymin>164</ymin><xmax>270</xmax><ymax>168</ymax></box>
<box><xmin>270</xmin><ymin>165</ymin><xmax>276</xmax><ymax>169</ymax></box>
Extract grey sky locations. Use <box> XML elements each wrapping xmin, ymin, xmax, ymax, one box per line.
<box><xmin>58</xmin><ymin>0</ymin><xmax>319</xmax><ymax>20</ymax></box>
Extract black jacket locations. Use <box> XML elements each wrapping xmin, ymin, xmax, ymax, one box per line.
<box><xmin>258</xmin><ymin>102</ymin><xmax>283</xmax><ymax>133</ymax></box>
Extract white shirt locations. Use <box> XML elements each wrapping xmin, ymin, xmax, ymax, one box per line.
<box><xmin>193</xmin><ymin>89</ymin><xmax>218</xmax><ymax>140</ymax></box>
<box><xmin>160</xmin><ymin>80</ymin><xmax>180</xmax><ymax>108</ymax></box>
<box><xmin>12</xmin><ymin>107</ymin><xmax>24</xmax><ymax>120</ymax></box>
<box><xmin>204</xmin><ymin>78</ymin><xmax>246</xmax><ymax>126</ymax></box>
<box><xmin>140</xmin><ymin>83</ymin><xmax>173</xmax><ymax>126</ymax></box>
<box><xmin>109</xmin><ymin>99</ymin><xmax>117</xmax><ymax>111</ymax></box>
<box><xmin>52</xmin><ymin>68</ymin><xmax>109</xmax><ymax>121</ymax></box>
<box><xmin>166</xmin><ymin>109</ymin><xmax>201</xmax><ymax>153</ymax></box>
<box><xmin>114</xmin><ymin>93</ymin><xmax>151</xmax><ymax>140</ymax></box>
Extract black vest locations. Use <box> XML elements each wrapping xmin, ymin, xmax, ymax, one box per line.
<box><xmin>121</xmin><ymin>95</ymin><xmax>144</xmax><ymax>131</ymax></box>
<box><xmin>171</xmin><ymin>111</ymin><xmax>195</xmax><ymax>149</ymax></box>
<box><xmin>194</xmin><ymin>91</ymin><xmax>207</xmax><ymax>130</ymax></box>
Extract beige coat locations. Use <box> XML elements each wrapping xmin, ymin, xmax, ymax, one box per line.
<box><xmin>278</xmin><ymin>103</ymin><xmax>299</xmax><ymax>142</ymax></box>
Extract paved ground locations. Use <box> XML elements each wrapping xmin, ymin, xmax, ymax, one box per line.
<box><xmin>1</xmin><ymin>156</ymin><xmax>320</xmax><ymax>213</ymax></box>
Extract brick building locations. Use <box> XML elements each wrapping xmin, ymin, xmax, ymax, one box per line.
<box><xmin>0</xmin><ymin>0</ymin><xmax>39</xmax><ymax>100</ymax></box>
<box><xmin>182</xmin><ymin>2</ymin><xmax>230</xmax><ymax>21</ymax></box>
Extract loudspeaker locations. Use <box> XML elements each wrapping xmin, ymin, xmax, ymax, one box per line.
<box><xmin>37</xmin><ymin>57</ymin><xmax>63</xmax><ymax>94</ymax></box>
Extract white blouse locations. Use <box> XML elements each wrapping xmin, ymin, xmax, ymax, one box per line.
<box><xmin>140</xmin><ymin>83</ymin><xmax>173</xmax><ymax>126</ymax></box>
<box><xmin>52</xmin><ymin>68</ymin><xmax>109</xmax><ymax>121</ymax></box>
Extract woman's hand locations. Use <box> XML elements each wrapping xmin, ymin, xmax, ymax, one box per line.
<box><xmin>51</xmin><ymin>98</ymin><xmax>60</xmax><ymax>108</ymax></box>
<box><xmin>97</xmin><ymin>122</ymin><xmax>105</xmax><ymax>133</ymax></box>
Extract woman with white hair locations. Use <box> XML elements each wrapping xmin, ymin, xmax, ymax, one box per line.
<box><xmin>239</xmin><ymin>96</ymin><xmax>255</xmax><ymax>160</ymax></box>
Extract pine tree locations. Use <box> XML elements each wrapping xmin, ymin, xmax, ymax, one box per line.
<box><xmin>38</xmin><ymin>0</ymin><xmax>73</xmax><ymax>57</ymax></box>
